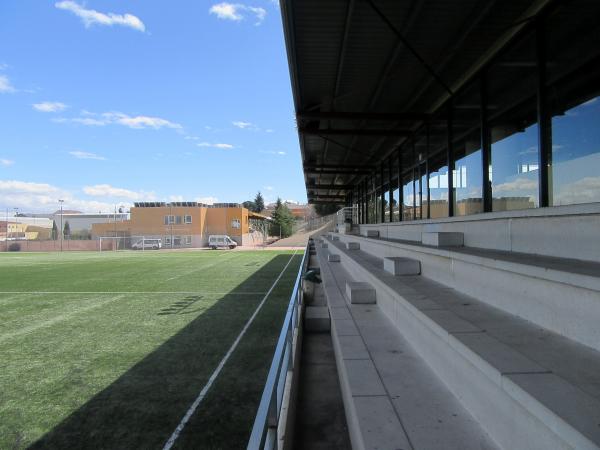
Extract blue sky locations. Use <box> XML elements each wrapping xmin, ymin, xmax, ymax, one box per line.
<box><xmin>0</xmin><ymin>0</ymin><xmax>305</xmax><ymax>213</ymax></box>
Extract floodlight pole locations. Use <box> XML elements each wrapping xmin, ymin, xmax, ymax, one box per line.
<box><xmin>59</xmin><ymin>199</ymin><xmax>64</xmax><ymax>252</ymax></box>
<box><xmin>13</xmin><ymin>208</ymin><xmax>18</xmax><ymax>242</ymax></box>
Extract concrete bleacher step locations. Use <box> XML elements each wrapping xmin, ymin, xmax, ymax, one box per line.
<box><xmin>315</xmin><ymin>246</ymin><xmax>499</xmax><ymax>450</ymax></box>
<box><xmin>383</xmin><ymin>256</ymin><xmax>420</xmax><ymax>275</ymax></box>
<box><xmin>305</xmin><ymin>306</ymin><xmax>331</xmax><ymax>333</ymax></box>
<box><xmin>422</xmin><ymin>231</ymin><xmax>464</xmax><ymax>247</ymax></box>
<box><xmin>323</xmin><ymin>236</ymin><xmax>600</xmax><ymax>450</ymax></box>
<box><xmin>332</xmin><ymin>233</ymin><xmax>600</xmax><ymax>352</ymax></box>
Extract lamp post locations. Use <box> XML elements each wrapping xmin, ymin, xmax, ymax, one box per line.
<box><xmin>4</xmin><ymin>208</ymin><xmax>8</xmax><ymax>252</ymax></box>
<box><xmin>59</xmin><ymin>199</ymin><xmax>64</xmax><ymax>252</ymax></box>
<box><xmin>13</xmin><ymin>208</ymin><xmax>18</xmax><ymax>242</ymax></box>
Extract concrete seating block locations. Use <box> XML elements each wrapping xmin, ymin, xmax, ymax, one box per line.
<box><xmin>346</xmin><ymin>281</ymin><xmax>376</xmax><ymax>304</ymax></box>
<box><xmin>321</xmin><ymin>243</ymin><xmax>328</xmax><ymax>249</ymax></box>
<box><xmin>422</xmin><ymin>231</ymin><xmax>464</xmax><ymax>247</ymax></box>
<box><xmin>383</xmin><ymin>257</ymin><xmax>421</xmax><ymax>275</ymax></box>
<box><xmin>346</xmin><ymin>242</ymin><xmax>360</xmax><ymax>250</ymax></box>
<box><xmin>305</xmin><ymin>306</ymin><xmax>330</xmax><ymax>332</ymax></box>
<box><xmin>332</xmin><ymin>235</ymin><xmax>340</xmax><ymax>241</ymax></box>
<box><xmin>366</xmin><ymin>230</ymin><xmax>380</xmax><ymax>238</ymax></box>
<box><xmin>328</xmin><ymin>254</ymin><xmax>341</xmax><ymax>262</ymax></box>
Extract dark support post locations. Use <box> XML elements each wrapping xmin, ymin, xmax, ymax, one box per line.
<box><xmin>481</xmin><ymin>74</ymin><xmax>493</xmax><ymax>212</ymax></box>
<box><xmin>447</xmin><ymin>103</ymin><xmax>455</xmax><ymax>217</ymax></box>
<box><xmin>426</xmin><ymin>124</ymin><xmax>431</xmax><ymax>219</ymax></box>
<box><xmin>388</xmin><ymin>155</ymin><xmax>394</xmax><ymax>222</ymax></box>
<box><xmin>398</xmin><ymin>148</ymin><xmax>404</xmax><ymax>221</ymax></box>
<box><xmin>412</xmin><ymin>138</ymin><xmax>417</xmax><ymax>220</ymax></box>
<box><xmin>537</xmin><ymin>20</ymin><xmax>552</xmax><ymax>207</ymax></box>
<box><xmin>380</xmin><ymin>162</ymin><xmax>385</xmax><ymax>223</ymax></box>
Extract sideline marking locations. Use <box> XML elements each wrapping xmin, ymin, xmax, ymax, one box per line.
<box><xmin>0</xmin><ymin>291</ymin><xmax>267</xmax><ymax>295</ymax></box>
<box><xmin>162</xmin><ymin>251</ymin><xmax>299</xmax><ymax>450</ymax></box>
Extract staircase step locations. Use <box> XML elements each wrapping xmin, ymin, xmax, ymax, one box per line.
<box><xmin>383</xmin><ymin>256</ymin><xmax>421</xmax><ymax>275</ymax></box>
<box><xmin>305</xmin><ymin>306</ymin><xmax>331</xmax><ymax>333</ymax></box>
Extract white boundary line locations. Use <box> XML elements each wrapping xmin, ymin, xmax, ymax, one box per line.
<box><xmin>0</xmin><ymin>291</ymin><xmax>267</xmax><ymax>295</ymax></box>
<box><xmin>162</xmin><ymin>251</ymin><xmax>299</xmax><ymax>450</ymax></box>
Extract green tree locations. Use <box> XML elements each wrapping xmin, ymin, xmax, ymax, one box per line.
<box><xmin>51</xmin><ymin>221</ymin><xmax>58</xmax><ymax>240</ymax></box>
<box><xmin>270</xmin><ymin>198</ymin><xmax>294</xmax><ymax>238</ymax></box>
<box><xmin>242</xmin><ymin>200</ymin><xmax>256</xmax><ymax>211</ymax></box>
<box><xmin>254</xmin><ymin>191</ymin><xmax>265</xmax><ymax>213</ymax></box>
<box><xmin>63</xmin><ymin>221</ymin><xmax>71</xmax><ymax>240</ymax></box>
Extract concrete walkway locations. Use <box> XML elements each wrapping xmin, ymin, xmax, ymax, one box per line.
<box><xmin>268</xmin><ymin>222</ymin><xmax>333</xmax><ymax>248</ymax></box>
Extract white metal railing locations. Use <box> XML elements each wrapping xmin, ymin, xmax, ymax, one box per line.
<box><xmin>247</xmin><ymin>245</ymin><xmax>309</xmax><ymax>450</ymax></box>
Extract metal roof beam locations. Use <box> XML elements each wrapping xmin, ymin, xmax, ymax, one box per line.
<box><xmin>297</xmin><ymin>111</ymin><xmax>432</xmax><ymax>121</ymax></box>
<box><xmin>307</xmin><ymin>184</ymin><xmax>354</xmax><ymax>190</ymax></box>
<box><xmin>299</xmin><ymin>127</ymin><xmax>412</xmax><ymax>137</ymax></box>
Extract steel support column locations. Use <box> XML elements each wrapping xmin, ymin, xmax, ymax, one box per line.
<box><xmin>536</xmin><ymin>20</ymin><xmax>552</xmax><ymax>207</ymax></box>
<box><xmin>481</xmin><ymin>74</ymin><xmax>493</xmax><ymax>212</ymax></box>
<box><xmin>397</xmin><ymin>148</ymin><xmax>404</xmax><ymax>221</ymax></box>
<box><xmin>447</xmin><ymin>103</ymin><xmax>455</xmax><ymax>217</ymax></box>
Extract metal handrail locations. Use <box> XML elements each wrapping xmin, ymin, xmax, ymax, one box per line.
<box><xmin>247</xmin><ymin>245</ymin><xmax>309</xmax><ymax>449</ymax></box>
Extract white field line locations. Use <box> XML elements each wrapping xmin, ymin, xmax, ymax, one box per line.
<box><xmin>164</xmin><ymin>252</ymin><xmax>237</xmax><ymax>282</ymax></box>
<box><xmin>162</xmin><ymin>251</ymin><xmax>299</xmax><ymax>450</ymax></box>
<box><xmin>0</xmin><ymin>294</ymin><xmax>127</xmax><ymax>344</ymax></box>
<box><xmin>0</xmin><ymin>291</ymin><xmax>267</xmax><ymax>295</ymax></box>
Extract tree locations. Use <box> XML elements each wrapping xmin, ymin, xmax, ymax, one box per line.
<box><xmin>242</xmin><ymin>200</ymin><xmax>257</xmax><ymax>211</ymax></box>
<box><xmin>314</xmin><ymin>203</ymin><xmax>342</xmax><ymax>216</ymax></box>
<box><xmin>254</xmin><ymin>191</ymin><xmax>265</xmax><ymax>213</ymax></box>
<box><xmin>270</xmin><ymin>197</ymin><xmax>294</xmax><ymax>238</ymax></box>
<box><xmin>63</xmin><ymin>221</ymin><xmax>71</xmax><ymax>240</ymax></box>
<box><xmin>51</xmin><ymin>221</ymin><xmax>58</xmax><ymax>240</ymax></box>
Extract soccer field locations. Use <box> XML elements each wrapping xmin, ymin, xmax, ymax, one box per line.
<box><xmin>0</xmin><ymin>249</ymin><xmax>303</xmax><ymax>449</ymax></box>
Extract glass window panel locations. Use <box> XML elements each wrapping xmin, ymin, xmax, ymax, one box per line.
<box><xmin>402</xmin><ymin>174</ymin><xmax>414</xmax><ymax>221</ymax></box>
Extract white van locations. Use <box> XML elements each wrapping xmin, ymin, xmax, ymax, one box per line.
<box><xmin>132</xmin><ymin>238</ymin><xmax>162</xmax><ymax>250</ymax></box>
<box><xmin>208</xmin><ymin>235</ymin><xmax>237</xmax><ymax>250</ymax></box>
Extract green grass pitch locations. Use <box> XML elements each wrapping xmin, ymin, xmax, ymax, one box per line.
<box><xmin>0</xmin><ymin>249</ymin><xmax>303</xmax><ymax>449</ymax></box>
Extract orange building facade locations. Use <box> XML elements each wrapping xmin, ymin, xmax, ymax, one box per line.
<box><xmin>91</xmin><ymin>202</ymin><xmax>258</xmax><ymax>248</ymax></box>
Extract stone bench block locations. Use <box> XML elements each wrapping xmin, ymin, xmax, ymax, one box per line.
<box><xmin>305</xmin><ymin>306</ymin><xmax>330</xmax><ymax>332</ymax></box>
<box><xmin>422</xmin><ymin>231</ymin><xmax>464</xmax><ymax>247</ymax></box>
<box><xmin>366</xmin><ymin>230</ymin><xmax>380</xmax><ymax>238</ymax></box>
<box><xmin>346</xmin><ymin>281</ymin><xmax>376</xmax><ymax>304</ymax></box>
<box><xmin>328</xmin><ymin>254</ymin><xmax>341</xmax><ymax>262</ymax></box>
<box><xmin>383</xmin><ymin>257</ymin><xmax>421</xmax><ymax>275</ymax></box>
<box><xmin>346</xmin><ymin>242</ymin><xmax>360</xmax><ymax>250</ymax></box>
<box><xmin>332</xmin><ymin>235</ymin><xmax>340</xmax><ymax>241</ymax></box>
<box><xmin>321</xmin><ymin>243</ymin><xmax>328</xmax><ymax>249</ymax></box>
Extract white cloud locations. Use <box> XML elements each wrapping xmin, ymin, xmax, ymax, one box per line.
<box><xmin>83</xmin><ymin>184</ymin><xmax>155</xmax><ymax>201</ymax></box>
<box><xmin>1</xmin><ymin>159</ymin><xmax>14</xmax><ymax>167</ymax></box>
<box><xmin>259</xmin><ymin>150</ymin><xmax>286</xmax><ymax>155</ymax></box>
<box><xmin>263</xmin><ymin>186</ymin><xmax>273</xmax><ymax>191</ymax></box>
<box><xmin>209</xmin><ymin>3</ymin><xmax>267</xmax><ymax>25</ymax></box>
<box><xmin>169</xmin><ymin>195</ymin><xmax>184</xmax><ymax>202</ymax></box>
<box><xmin>493</xmin><ymin>177</ymin><xmax>537</xmax><ymax>195</ymax></box>
<box><xmin>265</xmin><ymin>128</ymin><xmax>274</xmax><ymax>133</ymax></box>
<box><xmin>53</xmin><ymin>111</ymin><xmax>182</xmax><ymax>130</ymax></box>
<box><xmin>69</xmin><ymin>150</ymin><xmax>106</xmax><ymax>160</ymax></box>
<box><xmin>0</xmin><ymin>180</ymin><xmax>132</xmax><ymax>213</ymax></box>
<box><xmin>0</xmin><ymin>75</ymin><xmax>16</xmax><ymax>93</ymax></box>
<box><xmin>554</xmin><ymin>176</ymin><xmax>600</xmax><ymax>205</ymax></box>
<box><xmin>197</xmin><ymin>142</ymin><xmax>234</xmax><ymax>149</ymax></box>
<box><xmin>196</xmin><ymin>196</ymin><xmax>218</xmax><ymax>205</ymax></box>
<box><xmin>55</xmin><ymin>1</ymin><xmax>146</xmax><ymax>32</ymax></box>
<box><xmin>33</xmin><ymin>101</ymin><xmax>68</xmax><ymax>113</ymax></box>
<box><xmin>233</xmin><ymin>121</ymin><xmax>253</xmax><ymax>129</ymax></box>
<box><xmin>102</xmin><ymin>112</ymin><xmax>182</xmax><ymax>129</ymax></box>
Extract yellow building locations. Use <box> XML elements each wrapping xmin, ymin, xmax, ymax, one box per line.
<box><xmin>91</xmin><ymin>202</ymin><xmax>261</xmax><ymax>248</ymax></box>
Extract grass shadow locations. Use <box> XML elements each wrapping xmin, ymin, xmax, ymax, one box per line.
<box><xmin>27</xmin><ymin>254</ymin><xmax>299</xmax><ymax>450</ymax></box>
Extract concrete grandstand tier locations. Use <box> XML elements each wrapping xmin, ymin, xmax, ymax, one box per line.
<box><xmin>323</xmin><ymin>234</ymin><xmax>600</xmax><ymax>450</ymax></box>
<box><xmin>422</xmin><ymin>232</ymin><xmax>464</xmax><ymax>247</ymax></box>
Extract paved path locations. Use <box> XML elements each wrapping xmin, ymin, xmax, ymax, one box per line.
<box><xmin>267</xmin><ymin>222</ymin><xmax>333</xmax><ymax>248</ymax></box>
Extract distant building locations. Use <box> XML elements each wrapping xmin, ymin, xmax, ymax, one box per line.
<box><xmin>91</xmin><ymin>202</ymin><xmax>266</xmax><ymax>247</ymax></box>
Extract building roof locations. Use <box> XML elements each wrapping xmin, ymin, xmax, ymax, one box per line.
<box><xmin>280</xmin><ymin>0</ymin><xmax>556</xmax><ymax>204</ymax></box>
